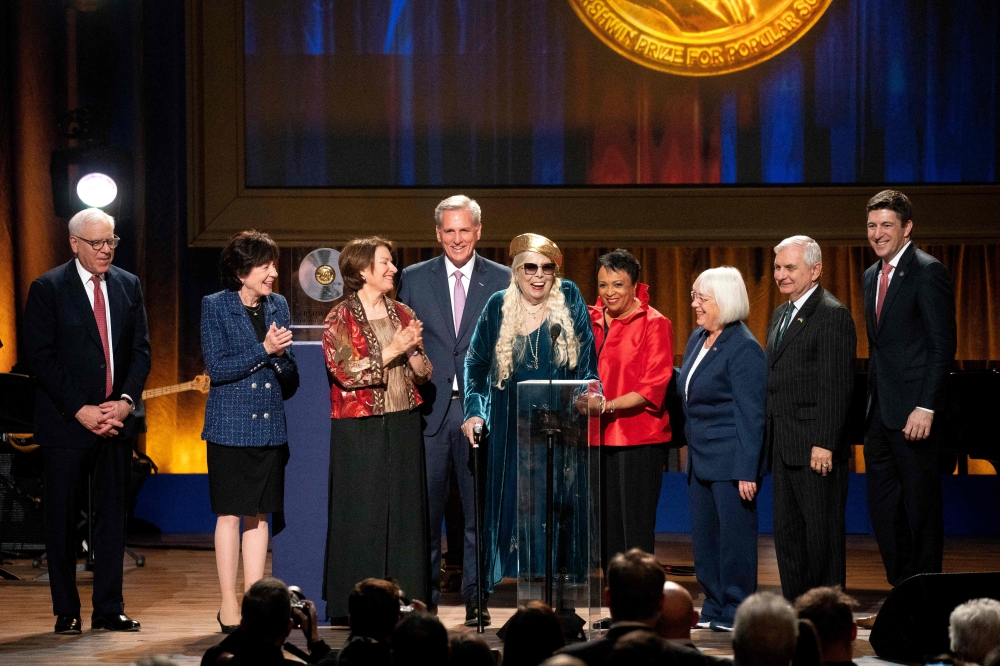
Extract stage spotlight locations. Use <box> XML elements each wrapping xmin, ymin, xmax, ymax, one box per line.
<box><xmin>50</xmin><ymin>145</ymin><xmax>132</xmax><ymax>218</ymax></box>
<box><xmin>76</xmin><ymin>172</ymin><xmax>118</xmax><ymax>208</ymax></box>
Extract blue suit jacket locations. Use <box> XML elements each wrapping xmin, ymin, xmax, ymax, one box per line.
<box><xmin>397</xmin><ymin>253</ymin><xmax>510</xmax><ymax>434</ymax></box>
<box><xmin>678</xmin><ymin>321</ymin><xmax>768</xmax><ymax>482</ymax></box>
<box><xmin>200</xmin><ymin>289</ymin><xmax>297</xmax><ymax>447</ymax></box>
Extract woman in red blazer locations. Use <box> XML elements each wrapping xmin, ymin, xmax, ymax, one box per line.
<box><xmin>321</xmin><ymin>236</ymin><xmax>433</xmax><ymax>621</ymax></box>
<box><xmin>589</xmin><ymin>249</ymin><xmax>674</xmax><ymax>561</ymax></box>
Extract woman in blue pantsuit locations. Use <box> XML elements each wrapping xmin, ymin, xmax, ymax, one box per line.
<box><xmin>677</xmin><ymin>266</ymin><xmax>767</xmax><ymax>631</ymax></box>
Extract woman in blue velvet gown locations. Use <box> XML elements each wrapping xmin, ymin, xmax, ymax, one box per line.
<box><xmin>461</xmin><ymin>233</ymin><xmax>599</xmax><ymax>622</ymax></box>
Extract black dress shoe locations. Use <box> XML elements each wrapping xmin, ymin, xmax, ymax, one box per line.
<box><xmin>54</xmin><ymin>615</ymin><xmax>82</xmax><ymax>634</ymax></box>
<box><xmin>91</xmin><ymin>613</ymin><xmax>140</xmax><ymax>631</ymax></box>
<box><xmin>464</xmin><ymin>599</ymin><xmax>491</xmax><ymax>627</ymax></box>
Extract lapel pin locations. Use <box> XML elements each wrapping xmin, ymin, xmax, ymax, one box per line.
<box><xmin>797</xmin><ymin>317</ymin><xmax>803</xmax><ymax>323</ymax></box>
<box><xmin>712</xmin><ymin>347</ymin><xmax>717</xmax><ymax>351</ymax></box>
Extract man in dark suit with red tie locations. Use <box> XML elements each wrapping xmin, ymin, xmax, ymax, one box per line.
<box><xmin>23</xmin><ymin>208</ymin><xmax>151</xmax><ymax>634</ymax></box>
<box><xmin>863</xmin><ymin>190</ymin><xmax>956</xmax><ymax>588</ymax></box>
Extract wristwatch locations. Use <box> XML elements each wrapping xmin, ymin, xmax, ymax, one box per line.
<box><xmin>120</xmin><ymin>394</ymin><xmax>136</xmax><ymax>414</ymax></box>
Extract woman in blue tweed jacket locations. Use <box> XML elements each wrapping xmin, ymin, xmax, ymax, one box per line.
<box><xmin>201</xmin><ymin>230</ymin><xmax>299</xmax><ymax>633</ymax></box>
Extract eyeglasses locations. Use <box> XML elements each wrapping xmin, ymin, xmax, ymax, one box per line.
<box><xmin>521</xmin><ymin>263</ymin><xmax>557</xmax><ymax>276</ymax></box>
<box><xmin>74</xmin><ymin>235</ymin><xmax>121</xmax><ymax>250</ymax></box>
<box><xmin>690</xmin><ymin>291</ymin><xmax>713</xmax><ymax>305</ymax></box>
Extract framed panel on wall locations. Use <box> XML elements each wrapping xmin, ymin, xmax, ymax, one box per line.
<box><xmin>187</xmin><ymin>0</ymin><xmax>1000</xmax><ymax>246</ymax></box>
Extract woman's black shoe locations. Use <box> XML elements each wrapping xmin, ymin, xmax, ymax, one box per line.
<box><xmin>217</xmin><ymin>610</ymin><xmax>239</xmax><ymax>634</ymax></box>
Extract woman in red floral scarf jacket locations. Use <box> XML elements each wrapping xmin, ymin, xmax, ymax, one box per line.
<box><xmin>321</xmin><ymin>236</ymin><xmax>433</xmax><ymax>622</ymax></box>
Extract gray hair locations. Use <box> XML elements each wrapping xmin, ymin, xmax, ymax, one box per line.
<box><xmin>693</xmin><ymin>266</ymin><xmax>750</xmax><ymax>326</ymax></box>
<box><xmin>434</xmin><ymin>195</ymin><xmax>481</xmax><ymax>227</ymax></box>
<box><xmin>733</xmin><ymin>592</ymin><xmax>799</xmax><ymax>666</ymax></box>
<box><xmin>774</xmin><ymin>235</ymin><xmax>822</xmax><ymax>267</ymax></box>
<box><xmin>68</xmin><ymin>208</ymin><xmax>115</xmax><ymax>235</ymax></box>
<box><xmin>950</xmin><ymin>598</ymin><xmax>1000</xmax><ymax>665</ymax></box>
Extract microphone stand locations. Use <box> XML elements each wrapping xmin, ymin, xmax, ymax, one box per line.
<box><xmin>540</xmin><ymin>324</ymin><xmax>562</xmax><ymax>607</ymax></box>
<box><xmin>472</xmin><ymin>424</ymin><xmax>485</xmax><ymax>634</ymax></box>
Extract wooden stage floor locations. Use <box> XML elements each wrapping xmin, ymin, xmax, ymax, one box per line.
<box><xmin>2</xmin><ymin>534</ymin><xmax>999</xmax><ymax>665</ymax></box>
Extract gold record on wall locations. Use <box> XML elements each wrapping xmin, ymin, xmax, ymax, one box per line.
<box><xmin>568</xmin><ymin>0</ymin><xmax>834</xmax><ymax>76</ymax></box>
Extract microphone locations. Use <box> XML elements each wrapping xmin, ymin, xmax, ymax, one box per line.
<box><xmin>549</xmin><ymin>323</ymin><xmax>562</xmax><ymax>343</ymax></box>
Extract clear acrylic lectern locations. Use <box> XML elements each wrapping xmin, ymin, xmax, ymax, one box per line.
<box><xmin>516</xmin><ymin>379</ymin><xmax>603</xmax><ymax>640</ymax></box>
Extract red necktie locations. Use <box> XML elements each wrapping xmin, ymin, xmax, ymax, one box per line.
<box><xmin>92</xmin><ymin>274</ymin><xmax>113</xmax><ymax>397</ymax></box>
<box><xmin>876</xmin><ymin>262</ymin><xmax>892</xmax><ymax>324</ymax></box>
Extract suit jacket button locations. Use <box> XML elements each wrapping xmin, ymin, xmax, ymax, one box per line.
<box><xmin>252</xmin><ymin>414</ymin><xmax>257</xmax><ymax>419</ymax></box>
<box><xmin>454</xmin><ymin>351</ymin><xmax>459</xmax><ymax>356</ymax></box>
<box><xmin>263</xmin><ymin>413</ymin><xmax>269</xmax><ymax>419</ymax></box>
<box><xmin>265</xmin><ymin>383</ymin><xmax>271</xmax><ymax>389</ymax></box>
<box><xmin>252</xmin><ymin>383</ymin><xmax>257</xmax><ymax>389</ymax></box>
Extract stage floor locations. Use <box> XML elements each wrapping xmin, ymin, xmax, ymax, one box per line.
<box><xmin>1</xmin><ymin>534</ymin><xmax>998</xmax><ymax>665</ymax></box>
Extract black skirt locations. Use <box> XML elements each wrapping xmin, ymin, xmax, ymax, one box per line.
<box><xmin>207</xmin><ymin>441</ymin><xmax>289</xmax><ymax>534</ymax></box>
<box><xmin>322</xmin><ymin>408</ymin><xmax>430</xmax><ymax>619</ymax></box>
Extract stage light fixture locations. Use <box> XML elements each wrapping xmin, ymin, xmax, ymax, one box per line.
<box><xmin>76</xmin><ymin>172</ymin><xmax>118</xmax><ymax>208</ymax></box>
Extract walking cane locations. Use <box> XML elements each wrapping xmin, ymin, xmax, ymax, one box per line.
<box><xmin>472</xmin><ymin>422</ymin><xmax>485</xmax><ymax>634</ymax></box>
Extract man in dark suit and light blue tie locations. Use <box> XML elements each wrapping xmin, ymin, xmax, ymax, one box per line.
<box><xmin>766</xmin><ymin>236</ymin><xmax>856</xmax><ymax>601</ymax></box>
<box><xmin>863</xmin><ymin>190</ymin><xmax>956</xmax><ymax>588</ymax></box>
<box><xmin>396</xmin><ymin>195</ymin><xmax>510</xmax><ymax>625</ymax></box>
<box><xmin>23</xmin><ymin>208</ymin><xmax>151</xmax><ymax>634</ymax></box>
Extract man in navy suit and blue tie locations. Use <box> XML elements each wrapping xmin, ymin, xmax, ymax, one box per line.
<box><xmin>397</xmin><ymin>195</ymin><xmax>510</xmax><ymax>625</ymax></box>
<box><xmin>863</xmin><ymin>190</ymin><xmax>956</xmax><ymax>589</ymax></box>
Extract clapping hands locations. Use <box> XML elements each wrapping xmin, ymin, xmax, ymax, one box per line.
<box><xmin>264</xmin><ymin>322</ymin><xmax>293</xmax><ymax>356</ymax></box>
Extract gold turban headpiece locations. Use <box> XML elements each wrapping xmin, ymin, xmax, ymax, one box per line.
<box><xmin>508</xmin><ymin>233</ymin><xmax>562</xmax><ymax>270</ymax></box>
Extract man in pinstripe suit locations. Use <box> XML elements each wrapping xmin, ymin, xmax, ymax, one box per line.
<box><xmin>766</xmin><ymin>236</ymin><xmax>856</xmax><ymax>601</ymax></box>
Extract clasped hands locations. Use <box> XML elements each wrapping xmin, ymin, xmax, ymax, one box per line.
<box><xmin>76</xmin><ymin>401</ymin><xmax>129</xmax><ymax>438</ymax></box>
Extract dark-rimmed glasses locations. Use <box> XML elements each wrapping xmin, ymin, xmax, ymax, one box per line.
<box><xmin>521</xmin><ymin>262</ymin><xmax>556</xmax><ymax>276</ymax></box>
<box><xmin>74</xmin><ymin>235</ymin><xmax>121</xmax><ymax>250</ymax></box>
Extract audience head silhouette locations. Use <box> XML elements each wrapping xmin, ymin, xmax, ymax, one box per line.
<box><xmin>949</xmin><ymin>598</ymin><xmax>1000</xmax><ymax>666</ymax></box>
<box><xmin>391</xmin><ymin>611</ymin><xmax>449</xmax><ymax>666</ymax></box>
<box><xmin>733</xmin><ymin>592</ymin><xmax>799</xmax><ymax>666</ymax></box>
<box><xmin>503</xmin><ymin>601</ymin><xmax>566</xmax><ymax>666</ymax></box>
<box><xmin>348</xmin><ymin>578</ymin><xmax>403</xmax><ymax>641</ymax></box>
<box><xmin>240</xmin><ymin>577</ymin><xmax>293</xmax><ymax>646</ymax></box>
<box><xmin>794</xmin><ymin>586</ymin><xmax>858</xmax><ymax>664</ymax></box>
<box><xmin>606</xmin><ymin>548</ymin><xmax>666</xmax><ymax>624</ymax></box>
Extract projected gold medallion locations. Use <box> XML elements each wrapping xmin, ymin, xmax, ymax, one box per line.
<box><xmin>569</xmin><ymin>0</ymin><xmax>834</xmax><ymax>76</ymax></box>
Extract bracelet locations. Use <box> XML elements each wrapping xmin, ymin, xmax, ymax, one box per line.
<box><xmin>609</xmin><ymin>399</ymin><xmax>615</xmax><ymax>413</ymax></box>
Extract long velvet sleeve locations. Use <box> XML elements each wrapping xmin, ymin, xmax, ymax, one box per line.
<box><xmin>464</xmin><ymin>293</ymin><xmax>502</xmax><ymax>422</ymax></box>
<box><xmin>564</xmin><ymin>281</ymin><xmax>599</xmax><ymax>382</ymax></box>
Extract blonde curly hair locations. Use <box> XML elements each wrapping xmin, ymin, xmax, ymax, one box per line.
<box><xmin>493</xmin><ymin>253</ymin><xmax>579</xmax><ymax>389</ymax></box>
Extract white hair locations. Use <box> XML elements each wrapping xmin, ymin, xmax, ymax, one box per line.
<box><xmin>434</xmin><ymin>195</ymin><xmax>481</xmax><ymax>227</ymax></box>
<box><xmin>693</xmin><ymin>266</ymin><xmax>750</xmax><ymax>326</ymax></box>
<box><xmin>774</xmin><ymin>235</ymin><xmax>822</xmax><ymax>267</ymax></box>
<box><xmin>950</xmin><ymin>598</ymin><xmax>1000</xmax><ymax>665</ymax></box>
<box><xmin>733</xmin><ymin>592</ymin><xmax>799</xmax><ymax>666</ymax></box>
<box><xmin>493</xmin><ymin>253</ymin><xmax>579</xmax><ymax>389</ymax></box>
<box><xmin>68</xmin><ymin>208</ymin><xmax>115</xmax><ymax>235</ymax></box>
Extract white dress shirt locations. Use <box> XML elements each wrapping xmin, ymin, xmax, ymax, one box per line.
<box><xmin>76</xmin><ymin>258</ymin><xmax>115</xmax><ymax>383</ymax></box>
<box><xmin>444</xmin><ymin>254</ymin><xmax>476</xmax><ymax>391</ymax></box>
